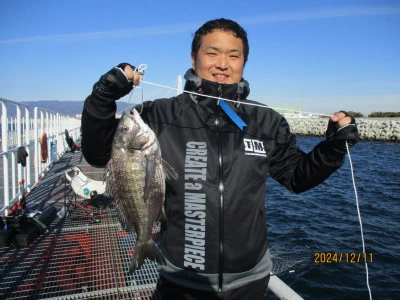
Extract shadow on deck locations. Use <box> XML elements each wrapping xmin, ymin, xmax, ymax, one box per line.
<box><xmin>0</xmin><ymin>149</ymin><xmax>161</xmax><ymax>299</ymax></box>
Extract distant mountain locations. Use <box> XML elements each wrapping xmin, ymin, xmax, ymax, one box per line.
<box><xmin>12</xmin><ymin>100</ymin><xmax>135</xmax><ymax>117</ymax></box>
<box><xmin>19</xmin><ymin>101</ymin><xmax>85</xmax><ymax>117</ymax></box>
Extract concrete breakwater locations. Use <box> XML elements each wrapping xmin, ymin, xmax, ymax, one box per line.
<box><xmin>287</xmin><ymin>118</ymin><xmax>400</xmax><ymax>142</ymax></box>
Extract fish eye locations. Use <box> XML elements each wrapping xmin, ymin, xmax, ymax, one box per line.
<box><xmin>121</xmin><ymin>126</ymin><xmax>129</xmax><ymax>133</ymax></box>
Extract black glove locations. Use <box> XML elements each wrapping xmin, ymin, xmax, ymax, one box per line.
<box><xmin>92</xmin><ymin>63</ymin><xmax>135</xmax><ymax>101</ymax></box>
<box><xmin>326</xmin><ymin>111</ymin><xmax>359</xmax><ymax>153</ymax></box>
<box><xmin>117</xmin><ymin>62</ymin><xmax>139</xmax><ymax>74</ymax></box>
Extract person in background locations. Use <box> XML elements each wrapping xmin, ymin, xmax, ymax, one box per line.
<box><xmin>64</xmin><ymin>129</ymin><xmax>81</xmax><ymax>153</ymax></box>
<box><xmin>81</xmin><ymin>18</ymin><xmax>358</xmax><ymax>299</ymax></box>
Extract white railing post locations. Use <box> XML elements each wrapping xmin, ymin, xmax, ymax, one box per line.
<box><xmin>25</xmin><ymin>107</ymin><xmax>31</xmax><ymax>189</ymax></box>
<box><xmin>34</xmin><ymin>107</ymin><xmax>39</xmax><ymax>181</ymax></box>
<box><xmin>1</xmin><ymin>97</ymin><xmax>81</xmax><ymax>212</ymax></box>
<box><xmin>1</xmin><ymin>101</ymin><xmax>10</xmax><ymax>208</ymax></box>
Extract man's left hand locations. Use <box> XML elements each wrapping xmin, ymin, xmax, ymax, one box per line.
<box><xmin>326</xmin><ymin>111</ymin><xmax>359</xmax><ymax>152</ymax></box>
<box><xmin>330</xmin><ymin>111</ymin><xmax>352</xmax><ymax>128</ymax></box>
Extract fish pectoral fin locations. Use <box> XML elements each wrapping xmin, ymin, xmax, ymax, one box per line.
<box><xmin>162</xmin><ymin>159</ymin><xmax>178</xmax><ymax>181</ymax></box>
<box><xmin>156</xmin><ymin>205</ymin><xmax>166</xmax><ymax>221</ymax></box>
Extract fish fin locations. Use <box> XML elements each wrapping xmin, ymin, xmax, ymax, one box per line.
<box><xmin>156</xmin><ymin>205</ymin><xmax>166</xmax><ymax>221</ymax></box>
<box><xmin>143</xmin><ymin>156</ymin><xmax>157</xmax><ymax>203</ymax></box>
<box><xmin>116</xmin><ymin>203</ymin><xmax>136</xmax><ymax>231</ymax></box>
<box><xmin>161</xmin><ymin>205</ymin><xmax>166</xmax><ymax>220</ymax></box>
<box><xmin>129</xmin><ymin>240</ymin><xmax>165</xmax><ymax>273</ymax></box>
<box><xmin>162</xmin><ymin>159</ymin><xmax>178</xmax><ymax>181</ymax></box>
<box><xmin>104</xmin><ymin>158</ymin><xmax>117</xmax><ymax>196</ymax></box>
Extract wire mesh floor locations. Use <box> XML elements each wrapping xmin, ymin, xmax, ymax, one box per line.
<box><xmin>0</xmin><ymin>149</ymin><xmax>161</xmax><ymax>299</ymax></box>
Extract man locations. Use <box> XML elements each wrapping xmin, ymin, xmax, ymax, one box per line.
<box><xmin>82</xmin><ymin>18</ymin><xmax>358</xmax><ymax>299</ymax></box>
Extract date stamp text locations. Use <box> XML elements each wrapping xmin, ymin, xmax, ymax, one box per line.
<box><xmin>314</xmin><ymin>252</ymin><xmax>373</xmax><ymax>264</ymax></box>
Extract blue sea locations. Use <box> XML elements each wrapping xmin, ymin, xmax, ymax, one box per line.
<box><xmin>266</xmin><ymin>136</ymin><xmax>400</xmax><ymax>299</ymax></box>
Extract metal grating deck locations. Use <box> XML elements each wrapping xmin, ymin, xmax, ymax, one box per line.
<box><xmin>0</xmin><ymin>149</ymin><xmax>161</xmax><ymax>299</ymax></box>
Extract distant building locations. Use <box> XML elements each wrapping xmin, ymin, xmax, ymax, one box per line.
<box><xmin>274</xmin><ymin>106</ymin><xmax>316</xmax><ymax>118</ymax></box>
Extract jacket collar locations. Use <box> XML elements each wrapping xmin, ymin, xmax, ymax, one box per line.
<box><xmin>183</xmin><ymin>69</ymin><xmax>250</xmax><ymax>107</ymax></box>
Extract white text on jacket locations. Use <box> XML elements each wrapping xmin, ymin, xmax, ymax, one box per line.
<box><xmin>184</xmin><ymin>141</ymin><xmax>207</xmax><ymax>270</ymax></box>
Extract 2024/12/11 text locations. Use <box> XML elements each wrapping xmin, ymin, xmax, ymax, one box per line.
<box><xmin>314</xmin><ymin>252</ymin><xmax>373</xmax><ymax>264</ymax></box>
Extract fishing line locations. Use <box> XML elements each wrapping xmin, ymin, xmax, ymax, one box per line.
<box><xmin>128</xmin><ymin>64</ymin><xmax>148</xmax><ymax>114</ymax></box>
<box><xmin>140</xmin><ymin>80</ymin><xmax>331</xmax><ymax>117</ymax></box>
<box><xmin>127</xmin><ymin>86</ymin><xmax>144</xmax><ymax>114</ymax></box>
<box><xmin>346</xmin><ymin>142</ymin><xmax>372</xmax><ymax>300</ymax></box>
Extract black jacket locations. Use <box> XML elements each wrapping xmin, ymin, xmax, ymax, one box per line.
<box><xmin>82</xmin><ymin>67</ymin><xmax>345</xmax><ymax>292</ymax></box>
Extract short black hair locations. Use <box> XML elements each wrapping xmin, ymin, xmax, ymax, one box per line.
<box><xmin>191</xmin><ymin>18</ymin><xmax>249</xmax><ymax>65</ymax></box>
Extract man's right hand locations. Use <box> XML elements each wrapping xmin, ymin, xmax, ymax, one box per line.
<box><xmin>92</xmin><ymin>63</ymin><xmax>142</xmax><ymax>101</ymax></box>
<box><xmin>119</xmin><ymin>63</ymin><xmax>143</xmax><ymax>86</ymax></box>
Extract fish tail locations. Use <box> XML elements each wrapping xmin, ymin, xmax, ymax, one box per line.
<box><xmin>129</xmin><ymin>240</ymin><xmax>165</xmax><ymax>273</ymax></box>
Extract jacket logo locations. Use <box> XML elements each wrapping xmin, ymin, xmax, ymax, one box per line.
<box><xmin>243</xmin><ymin>138</ymin><xmax>267</xmax><ymax>157</ymax></box>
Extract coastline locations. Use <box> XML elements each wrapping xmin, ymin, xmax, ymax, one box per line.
<box><xmin>287</xmin><ymin>117</ymin><xmax>400</xmax><ymax>142</ymax></box>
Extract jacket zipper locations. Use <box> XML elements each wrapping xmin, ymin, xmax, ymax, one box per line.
<box><xmin>216</xmin><ymin>84</ymin><xmax>224</xmax><ymax>292</ymax></box>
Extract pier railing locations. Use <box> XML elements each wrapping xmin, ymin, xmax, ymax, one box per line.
<box><xmin>0</xmin><ymin>97</ymin><xmax>81</xmax><ymax>213</ymax></box>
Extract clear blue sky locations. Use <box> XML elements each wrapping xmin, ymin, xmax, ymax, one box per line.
<box><xmin>1</xmin><ymin>0</ymin><xmax>399</xmax><ymax>115</ymax></box>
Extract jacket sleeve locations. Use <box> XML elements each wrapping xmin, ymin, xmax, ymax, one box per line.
<box><xmin>268</xmin><ymin>117</ymin><xmax>345</xmax><ymax>194</ymax></box>
<box><xmin>81</xmin><ymin>67</ymin><xmax>134</xmax><ymax>167</ymax></box>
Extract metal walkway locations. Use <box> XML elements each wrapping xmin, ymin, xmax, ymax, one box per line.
<box><xmin>0</xmin><ymin>149</ymin><xmax>161</xmax><ymax>299</ymax></box>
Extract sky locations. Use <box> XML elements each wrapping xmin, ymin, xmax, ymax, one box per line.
<box><xmin>0</xmin><ymin>0</ymin><xmax>399</xmax><ymax>116</ymax></box>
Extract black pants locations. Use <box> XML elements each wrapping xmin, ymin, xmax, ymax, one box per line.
<box><xmin>156</xmin><ymin>275</ymin><xmax>270</xmax><ymax>300</ymax></box>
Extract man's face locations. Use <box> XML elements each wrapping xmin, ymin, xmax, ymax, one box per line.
<box><xmin>191</xmin><ymin>30</ymin><xmax>245</xmax><ymax>84</ymax></box>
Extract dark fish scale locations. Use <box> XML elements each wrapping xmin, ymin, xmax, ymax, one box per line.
<box><xmin>105</xmin><ymin>109</ymin><xmax>167</xmax><ymax>272</ymax></box>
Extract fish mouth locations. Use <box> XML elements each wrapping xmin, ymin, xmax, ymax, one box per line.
<box><xmin>127</xmin><ymin>108</ymin><xmax>146</xmax><ymax>127</ymax></box>
<box><xmin>126</xmin><ymin>108</ymin><xmax>139</xmax><ymax>120</ymax></box>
